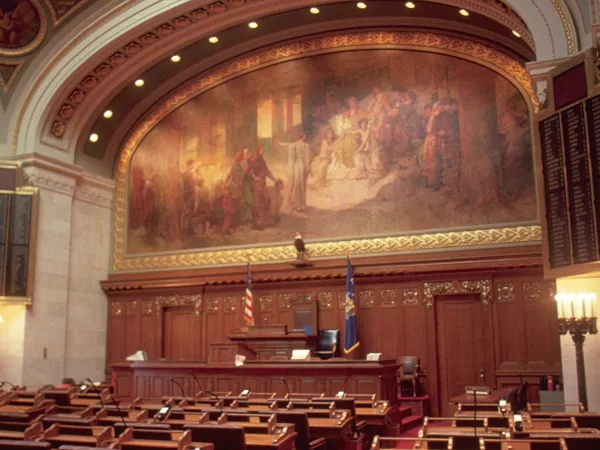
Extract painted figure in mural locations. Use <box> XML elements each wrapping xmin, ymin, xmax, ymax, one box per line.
<box><xmin>0</xmin><ymin>0</ymin><xmax>39</xmax><ymax>48</ymax></box>
<box><xmin>332</xmin><ymin>96</ymin><xmax>366</xmax><ymax>168</ymax></box>
<box><xmin>310</xmin><ymin>128</ymin><xmax>337</xmax><ymax>187</ymax></box>
<box><xmin>280</xmin><ymin>130</ymin><xmax>311</xmax><ymax>212</ymax></box>
<box><xmin>498</xmin><ymin>95</ymin><xmax>531</xmax><ymax>199</ymax></box>
<box><xmin>181</xmin><ymin>160</ymin><xmax>197</xmax><ymax>237</ymax></box>
<box><xmin>222</xmin><ymin>151</ymin><xmax>246</xmax><ymax>234</ymax></box>
<box><xmin>193</xmin><ymin>166</ymin><xmax>212</xmax><ymax>236</ymax></box>
<box><xmin>248</xmin><ymin>145</ymin><xmax>278</xmax><ymax>229</ymax></box>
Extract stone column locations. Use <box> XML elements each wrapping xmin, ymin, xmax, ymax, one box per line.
<box><xmin>0</xmin><ymin>154</ymin><xmax>115</xmax><ymax>388</ymax></box>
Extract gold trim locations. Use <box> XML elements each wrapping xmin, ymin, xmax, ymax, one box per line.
<box><xmin>156</xmin><ymin>294</ymin><xmax>202</xmax><ymax>318</ymax></box>
<box><xmin>0</xmin><ymin>61</ymin><xmax>25</xmax><ymax>94</ymax></box>
<box><xmin>0</xmin><ymin>296</ymin><xmax>32</xmax><ymax>306</ymax></box>
<box><xmin>0</xmin><ymin>0</ymin><xmax>47</xmax><ymax>57</ymax></box>
<box><xmin>551</xmin><ymin>0</ymin><xmax>576</xmax><ymax>56</ymax></box>
<box><xmin>42</xmin><ymin>0</ymin><xmax>92</xmax><ymax>26</ymax></box>
<box><xmin>423</xmin><ymin>279</ymin><xmax>492</xmax><ymax>310</ymax></box>
<box><xmin>112</xmin><ymin>31</ymin><xmax>540</xmax><ymax>271</ymax></box>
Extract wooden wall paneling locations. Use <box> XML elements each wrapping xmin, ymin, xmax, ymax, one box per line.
<box><xmin>257</xmin><ymin>293</ymin><xmax>274</xmax><ymax>326</ymax></box>
<box><xmin>204</xmin><ymin>293</ymin><xmax>222</xmax><ymax>354</ymax></box>
<box><xmin>107</xmin><ymin>301</ymin><xmax>126</xmax><ymax>364</ymax></box>
<box><xmin>140</xmin><ymin>299</ymin><xmax>159</xmax><ymax>360</ymax></box>
<box><xmin>222</xmin><ymin>294</ymin><xmax>242</xmax><ymax>342</ymax></box>
<box><xmin>400</xmin><ymin>286</ymin><xmax>429</xmax><ymax>394</ymax></box>
<box><xmin>276</xmin><ymin>292</ymin><xmax>293</xmax><ymax>330</ymax></box>
<box><xmin>377</xmin><ymin>286</ymin><xmax>399</xmax><ymax>360</ymax></box>
<box><xmin>493</xmin><ymin>279</ymin><xmax>526</xmax><ymax>370</ymax></box>
<box><xmin>125</xmin><ymin>300</ymin><xmax>141</xmax><ymax>358</ymax></box>
<box><xmin>357</xmin><ymin>288</ymin><xmax>375</xmax><ymax>359</ymax></box>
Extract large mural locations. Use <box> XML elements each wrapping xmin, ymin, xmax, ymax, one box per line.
<box><xmin>126</xmin><ymin>49</ymin><xmax>535</xmax><ymax>255</ymax></box>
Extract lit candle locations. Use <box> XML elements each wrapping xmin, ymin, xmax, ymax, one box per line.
<box><xmin>567</xmin><ymin>294</ymin><xmax>576</xmax><ymax>318</ymax></box>
<box><xmin>584</xmin><ymin>294</ymin><xmax>592</xmax><ymax>318</ymax></box>
<box><xmin>589</xmin><ymin>293</ymin><xmax>597</xmax><ymax>317</ymax></box>
<box><xmin>574</xmin><ymin>294</ymin><xmax>584</xmax><ymax>319</ymax></box>
<box><xmin>555</xmin><ymin>294</ymin><xmax>565</xmax><ymax>319</ymax></box>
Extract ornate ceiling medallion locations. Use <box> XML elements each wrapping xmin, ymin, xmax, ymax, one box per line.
<box><xmin>0</xmin><ymin>0</ymin><xmax>47</xmax><ymax>57</ymax></box>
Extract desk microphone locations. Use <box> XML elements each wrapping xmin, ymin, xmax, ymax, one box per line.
<box><xmin>0</xmin><ymin>381</ymin><xmax>16</xmax><ymax>390</ymax></box>
<box><xmin>86</xmin><ymin>378</ymin><xmax>127</xmax><ymax>428</ymax></box>
<box><xmin>189</xmin><ymin>372</ymin><xmax>203</xmax><ymax>398</ymax></box>
<box><xmin>201</xmin><ymin>390</ymin><xmax>223</xmax><ymax>414</ymax></box>
<box><xmin>170</xmin><ymin>379</ymin><xmax>186</xmax><ymax>399</ymax></box>
<box><xmin>280</xmin><ymin>378</ymin><xmax>290</xmax><ymax>398</ymax></box>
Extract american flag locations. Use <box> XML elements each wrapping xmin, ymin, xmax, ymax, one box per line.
<box><xmin>244</xmin><ymin>262</ymin><xmax>254</xmax><ymax>326</ymax></box>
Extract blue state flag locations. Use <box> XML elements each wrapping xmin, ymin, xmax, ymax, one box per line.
<box><xmin>344</xmin><ymin>256</ymin><xmax>360</xmax><ymax>354</ymax></box>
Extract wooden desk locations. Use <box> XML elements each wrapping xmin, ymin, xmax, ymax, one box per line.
<box><xmin>112</xmin><ymin>360</ymin><xmax>399</xmax><ymax>406</ymax></box>
<box><xmin>243</xmin><ymin>432</ymin><xmax>297</xmax><ymax>450</ymax></box>
<box><xmin>227</xmin><ymin>325</ymin><xmax>318</xmax><ymax>360</ymax></box>
<box><xmin>450</xmin><ymin>388</ymin><xmax>514</xmax><ymax>405</ymax></box>
<box><xmin>41</xmin><ymin>424</ymin><xmax>112</xmax><ymax>448</ymax></box>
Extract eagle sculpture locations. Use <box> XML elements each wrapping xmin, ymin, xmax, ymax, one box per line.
<box><xmin>294</xmin><ymin>232</ymin><xmax>306</xmax><ymax>261</ymax></box>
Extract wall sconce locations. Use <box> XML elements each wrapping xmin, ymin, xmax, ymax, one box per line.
<box><xmin>554</xmin><ymin>292</ymin><xmax>598</xmax><ymax>411</ymax></box>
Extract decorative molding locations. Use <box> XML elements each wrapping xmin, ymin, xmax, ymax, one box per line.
<box><xmin>111</xmin><ymin>30</ymin><xmax>540</xmax><ymax>271</ymax></box>
<box><xmin>497</xmin><ymin>283</ymin><xmax>515</xmax><ymax>303</ymax></box>
<box><xmin>294</xmin><ymin>294</ymin><xmax>312</xmax><ymax>305</ymax></box>
<box><xmin>549</xmin><ymin>280</ymin><xmax>557</xmax><ymax>299</ymax></box>
<box><xmin>381</xmin><ymin>289</ymin><xmax>397</xmax><ymax>308</ymax></box>
<box><xmin>338</xmin><ymin>292</ymin><xmax>346</xmax><ymax>310</ymax></box>
<box><xmin>423</xmin><ymin>279</ymin><xmax>492</xmax><ymax>310</ymax></box>
<box><xmin>523</xmin><ymin>282</ymin><xmax>541</xmax><ymax>302</ymax></box>
<box><xmin>278</xmin><ymin>293</ymin><xmax>291</xmax><ymax>309</ymax></box>
<box><xmin>224</xmin><ymin>296</ymin><xmax>238</xmax><ymax>312</ymax></box>
<box><xmin>42</xmin><ymin>0</ymin><xmax>92</xmax><ymax>26</ymax></box>
<box><xmin>0</xmin><ymin>0</ymin><xmax>47</xmax><ymax>57</ymax></box>
<box><xmin>141</xmin><ymin>300</ymin><xmax>153</xmax><ymax>316</ymax></box>
<box><xmin>550</xmin><ymin>0</ymin><xmax>576</xmax><ymax>56</ymax></box>
<box><xmin>73</xmin><ymin>174</ymin><xmax>115</xmax><ymax>208</ymax></box>
<box><xmin>259</xmin><ymin>295</ymin><xmax>273</xmax><ymax>311</ymax></box>
<box><xmin>110</xmin><ymin>301</ymin><xmax>122</xmax><ymax>316</ymax></box>
<box><xmin>359</xmin><ymin>290</ymin><xmax>375</xmax><ymax>308</ymax></box>
<box><xmin>48</xmin><ymin>0</ymin><xmax>248</xmax><ymax>137</ymax></box>
<box><xmin>155</xmin><ymin>294</ymin><xmax>203</xmax><ymax>318</ymax></box>
<box><xmin>317</xmin><ymin>292</ymin><xmax>333</xmax><ymax>309</ymax></box>
<box><xmin>125</xmin><ymin>301</ymin><xmax>137</xmax><ymax>316</ymax></box>
<box><xmin>23</xmin><ymin>168</ymin><xmax>76</xmax><ymax>197</ymax></box>
<box><xmin>206</xmin><ymin>297</ymin><xmax>219</xmax><ymax>313</ymax></box>
<box><xmin>403</xmin><ymin>288</ymin><xmax>419</xmax><ymax>306</ymax></box>
<box><xmin>0</xmin><ymin>61</ymin><xmax>24</xmax><ymax>94</ymax></box>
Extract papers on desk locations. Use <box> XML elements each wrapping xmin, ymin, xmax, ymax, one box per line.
<box><xmin>291</xmin><ymin>349</ymin><xmax>310</xmax><ymax>360</ymax></box>
<box><xmin>235</xmin><ymin>354</ymin><xmax>246</xmax><ymax>367</ymax></box>
<box><xmin>366</xmin><ymin>353</ymin><xmax>382</xmax><ymax>361</ymax></box>
<box><xmin>126</xmin><ymin>350</ymin><xmax>148</xmax><ymax>361</ymax></box>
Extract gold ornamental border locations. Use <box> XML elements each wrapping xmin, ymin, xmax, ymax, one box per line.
<box><xmin>112</xmin><ymin>30</ymin><xmax>540</xmax><ymax>272</ymax></box>
<box><xmin>0</xmin><ymin>0</ymin><xmax>47</xmax><ymax>57</ymax></box>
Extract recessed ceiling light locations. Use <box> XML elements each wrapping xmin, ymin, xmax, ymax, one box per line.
<box><xmin>103</xmin><ymin>110</ymin><xmax>113</xmax><ymax>119</ymax></box>
<box><xmin>459</xmin><ymin>9</ymin><xmax>469</xmax><ymax>16</ymax></box>
<box><xmin>248</xmin><ymin>22</ymin><xmax>258</xmax><ymax>29</ymax></box>
<box><xmin>171</xmin><ymin>55</ymin><xmax>181</xmax><ymax>63</ymax></box>
<box><xmin>405</xmin><ymin>1</ymin><xmax>415</xmax><ymax>8</ymax></box>
<box><xmin>134</xmin><ymin>79</ymin><xmax>144</xmax><ymax>87</ymax></box>
<box><xmin>310</xmin><ymin>7</ymin><xmax>320</xmax><ymax>14</ymax></box>
<box><xmin>89</xmin><ymin>133</ymin><xmax>99</xmax><ymax>143</ymax></box>
<box><xmin>357</xmin><ymin>2</ymin><xmax>367</xmax><ymax>8</ymax></box>
<box><xmin>209</xmin><ymin>36</ymin><xmax>219</xmax><ymax>43</ymax></box>
<box><xmin>512</xmin><ymin>30</ymin><xmax>521</xmax><ymax>38</ymax></box>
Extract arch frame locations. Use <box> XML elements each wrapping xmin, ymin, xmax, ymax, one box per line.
<box><xmin>112</xmin><ymin>30</ymin><xmax>541</xmax><ymax>272</ymax></box>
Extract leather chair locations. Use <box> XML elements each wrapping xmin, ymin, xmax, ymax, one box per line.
<box><xmin>184</xmin><ymin>424</ymin><xmax>247</xmax><ymax>450</ymax></box>
<box><xmin>398</xmin><ymin>356</ymin><xmax>421</xmax><ymax>397</ymax></box>
<box><xmin>275</xmin><ymin>412</ymin><xmax>327</xmax><ymax>450</ymax></box>
<box><xmin>313</xmin><ymin>329</ymin><xmax>339</xmax><ymax>359</ymax></box>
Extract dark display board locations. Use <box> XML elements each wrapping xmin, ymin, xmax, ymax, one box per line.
<box><xmin>0</xmin><ymin>193</ymin><xmax>34</xmax><ymax>297</ymax></box>
<box><xmin>561</xmin><ymin>103</ymin><xmax>598</xmax><ymax>264</ymax></box>
<box><xmin>539</xmin><ymin>114</ymin><xmax>572</xmax><ymax>268</ymax></box>
<box><xmin>553</xmin><ymin>62</ymin><xmax>588</xmax><ymax>110</ymax></box>
<box><xmin>586</xmin><ymin>95</ymin><xmax>600</xmax><ymax>255</ymax></box>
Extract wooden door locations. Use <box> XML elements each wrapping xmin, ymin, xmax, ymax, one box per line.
<box><xmin>163</xmin><ymin>306</ymin><xmax>195</xmax><ymax>361</ymax></box>
<box><xmin>435</xmin><ymin>294</ymin><xmax>490</xmax><ymax>416</ymax></box>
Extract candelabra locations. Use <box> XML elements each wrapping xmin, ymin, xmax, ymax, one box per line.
<box><xmin>555</xmin><ymin>292</ymin><xmax>598</xmax><ymax>411</ymax></box>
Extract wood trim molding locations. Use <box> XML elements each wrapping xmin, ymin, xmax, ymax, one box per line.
<box><xmin>423</xmin><ymin>279</ymin><xmax>492</xmax><ymax>310</ymax></box>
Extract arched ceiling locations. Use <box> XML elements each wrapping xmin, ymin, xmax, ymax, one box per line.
<box><xmin>0</xmin><ymin>0</ymin><xmax>593</xmax><ymax>177</ymax></box>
